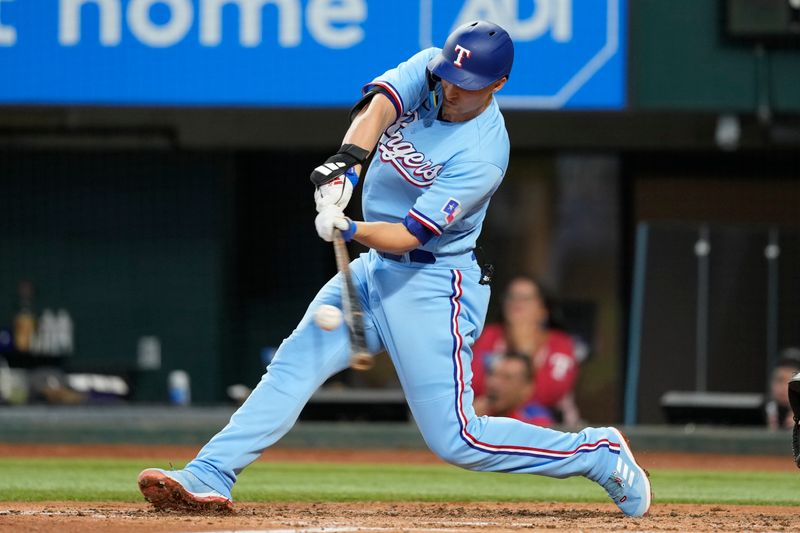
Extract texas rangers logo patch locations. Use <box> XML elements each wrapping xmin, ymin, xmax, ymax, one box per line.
<box><xmin>441</xmin><ymin>198</ymin><xmax>462</xmax><ymax>224</ymax></box>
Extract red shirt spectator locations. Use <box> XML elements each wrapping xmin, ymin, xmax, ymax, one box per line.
<box><xmin>473</xmin><ymin>352</ymin><xmax>555</xmax><ymax>427</ymax></box>
<box><xmin>472</xmin><ymin>325</ymin><xmax>578</xmax><ymax>408</ymax></box>
<box><xmin>471</xmin><ymin>276</ymin><xmax>581</xmax><ymax>426</ymax></box>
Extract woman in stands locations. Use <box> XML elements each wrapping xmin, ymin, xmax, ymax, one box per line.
<box><xmin>472</xmin><ymin>276</ymin><xmax>582</xmax><ymax>427</ymax></box>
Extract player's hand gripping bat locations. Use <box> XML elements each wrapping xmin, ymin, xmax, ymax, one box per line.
<box><xmin>332</xmin><ymin>229</ymin><xmax>373</xmax><ymax>371</ymax></box>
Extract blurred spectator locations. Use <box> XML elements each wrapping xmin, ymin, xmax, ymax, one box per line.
<box><xmin>472</xmin><ymin>276</ymin><xmax>581</xmax><ymax>426</ymax></box>
<box><xmin>473</xmin><ymin>352</ymin><xmax>554</xmax><ymax>427</ymax></box>
<box><xmin>766</xmin><ymin>347</ymin><xmax>800</xmax><ymax>430</ymax></box>
<box><xmin>13</xmin><ymin>280</ymin><xmax>36</xmax><ymax>352</ymax></box>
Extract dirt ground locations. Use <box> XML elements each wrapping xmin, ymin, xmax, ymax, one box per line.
<box><xmin>2</xmin><ymin>501</ymin><xmax>799</xmax><ymax>533</ymax></box>
<box><xmin>1</xmin><ymin>444</ymin><xmax>798</xmax><ymax>532</ymax></box>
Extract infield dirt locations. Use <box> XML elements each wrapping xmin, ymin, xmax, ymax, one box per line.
<box><xmin>2</xmin><ymin>501</ymin><xmax>799</xmax><ymax>533</ymax></box>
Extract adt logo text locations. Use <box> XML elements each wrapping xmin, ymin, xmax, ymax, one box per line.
<box><xmin>451</xmin><ymin>0</ymin><xmax>572</xmax><ymax>43</ymax></box>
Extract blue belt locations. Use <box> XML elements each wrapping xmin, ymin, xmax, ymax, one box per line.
<box><xmin>380</xmin><ymin>249</ymin><xmax>437</xmax><ymax>264</ymax></box>
<box><xmin>380</xmin><ymin>250</ymin><xmax>477</xmax><ymax>265</ymax></box>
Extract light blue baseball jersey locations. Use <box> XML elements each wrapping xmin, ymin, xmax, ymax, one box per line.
<box><xmin>176</xmin><ymin>48</ymin><xmax>632</xmax><ymax>514</ymax></box>
<box><xmin>361</xmin><ymin>48</ymin><xmax>509</xmax><ymax>256</ymax></box>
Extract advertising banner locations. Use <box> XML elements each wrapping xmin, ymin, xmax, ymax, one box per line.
<box><xmin>0</xmin><ymin>0</ymin><xmax>625</xmax><ymax>108</ymax></box>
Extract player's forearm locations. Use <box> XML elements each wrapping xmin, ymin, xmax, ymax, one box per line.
<box><xmin>350</xmin><ymin>221</ymin><xmax>421</xmax><ymax>254</ymax></box>
<box><xmin>342</xmin><ymin>93</ymin><xmax>397</xmax><ymax>156</ymax></box>
<box><xmin>311</xmin><ymin>94</ymin><xmax>395</xmax><ymax>212</ymax></box>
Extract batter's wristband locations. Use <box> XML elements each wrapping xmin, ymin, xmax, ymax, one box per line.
<box><xmin>344</xmin><ymin>167</ymin><xmax>359</xmax><ymax>187</ymax></box>
<box><xmin>341</xmin><ymin>219</ymin><xmax>357</xmax><ymax>242</ymax></box>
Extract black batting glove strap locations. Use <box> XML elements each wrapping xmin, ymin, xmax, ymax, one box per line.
<box><xmin>310</xmin><ymin>144</ymin><xmax>370</xmax><ymax>187</ymax></box>
<box><xmin>350</xmin><ymin>87</ymin><xmax>384</xmax><ymax>123</ymax></box>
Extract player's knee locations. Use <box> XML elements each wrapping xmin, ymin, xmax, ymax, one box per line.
<box><xmin>426</xmin><ymin>435</ymin><xmax>480</xmax><ymax>468</ymax></box>
<box><xmin>427</xmin><ymin>439</ymin><xmax>463</xmax><ymax>466</ymax></box>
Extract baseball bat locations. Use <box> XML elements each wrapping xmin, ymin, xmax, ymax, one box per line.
<box><xmin>332</xmin><ymin>229</ymin><xmax>373</xmax><ymax>371</ymax></box>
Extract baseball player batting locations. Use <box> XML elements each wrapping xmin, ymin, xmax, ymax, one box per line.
<box><xmin>138</xmin><ymin>20</ymin><xmax>651</xmax><ymax>517</ymax></box>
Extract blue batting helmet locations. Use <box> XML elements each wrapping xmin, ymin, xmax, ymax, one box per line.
<box><xmin>427</xmin><ymin>20</ymin><xmax>514</xmax><ymax>91</ymax></box>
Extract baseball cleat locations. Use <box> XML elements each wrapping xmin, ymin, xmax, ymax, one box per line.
<box><xmin>137</xmin><ymin>468</ymin><xmax>233</xmax><ymax>513</ymax></box>
<box><xmin>599</xmin><ymin>427</ymin><xmax>652</xmax><ymax>517</ymax></box>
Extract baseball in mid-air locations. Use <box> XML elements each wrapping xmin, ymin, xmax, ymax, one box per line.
<box><xmin>314</xmin><ymin>304</ymin><xmax>343</xmax><ymax>331</ymax></box>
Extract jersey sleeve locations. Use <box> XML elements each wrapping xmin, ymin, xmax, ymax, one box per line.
<box><xmin>363</xmin><ymin>48</ymin><xmax>439</xmax><ymax>119</ymax></box>
<box><xmin>403</xmin><ymin>161</ymin><xmax>504</xmax><ymax>245</ymax></box>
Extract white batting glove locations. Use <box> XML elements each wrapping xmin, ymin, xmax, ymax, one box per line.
<box><xmin>314</xmin><ymin>206</ymin><xmax>354</xmax><ymax>242</ymax></box>
<box><xmin>314</xmin><ymin>167</ymin><xmax>358</xmax><ymax>212</ymax></box>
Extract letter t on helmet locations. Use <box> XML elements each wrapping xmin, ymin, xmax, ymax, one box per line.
<box><xmin>427</xmin><ymin>20</ymin><xmax>514</xmax><ymax>91</ymax></box>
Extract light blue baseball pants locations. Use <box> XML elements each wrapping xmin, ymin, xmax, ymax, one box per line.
<box><xmin>185</xmin><ymin>250</ymin><xmax>618</xmax><ymax>498</ymax></box>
